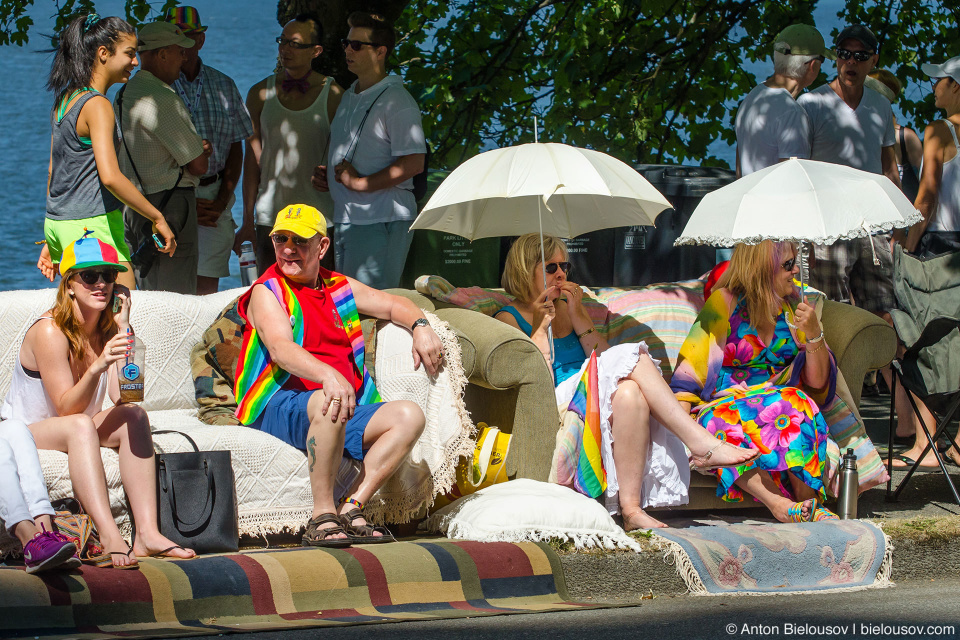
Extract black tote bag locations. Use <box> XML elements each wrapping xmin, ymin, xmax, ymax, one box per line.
<box><xmin>153</xmin><ymin>430</ymin><xmax>239</xmax><ymax>554</ymax></box>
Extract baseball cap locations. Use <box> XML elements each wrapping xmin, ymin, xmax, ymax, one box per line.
<box><xmin>921</xmin><ymin>57</ymin><xmax>960</xmax><ymax>85</ymax></box>
<box><xmin>835</xmin><ymin>24</ymin><xmax>879</xmax><ymax>52</ymax></box>
<box><xmin>271</xmin><ymin>204</ymin><xmax>327</xmax><ymax>239</ymax></box>
<box><xmin>59</xmin><ymin>230</ymin><xmax>128</xmax><ymax>276</ymax></box>
<box><xmin>137</xmin><ymin>21</ymin><xmax>195</xmax><ymax>52</ymax></box>
<box><xmin>864</xmin><ymin>76</ymin><xmax>896</xmax><ymax>103</ymax></box>
<box><xmin>773</xmin><ymin>24</ymin><xmax>836</xmax><ymax>61</ymax></box>
<box><xmin>162</xmin><ymin>6</ymin><xmax>207</xmax><ymax>34</ymax></box>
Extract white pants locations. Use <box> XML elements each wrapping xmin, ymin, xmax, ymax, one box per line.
<box><xmin>0</xmin><ymin>420</ymin><xmax>54</xmax><ymax>534</ymax></box>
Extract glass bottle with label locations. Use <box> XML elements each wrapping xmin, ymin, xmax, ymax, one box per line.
<box><xmin>119</xmin><ymin>327</ymin><xmax>145</xmax><ymax>403</ymax></box>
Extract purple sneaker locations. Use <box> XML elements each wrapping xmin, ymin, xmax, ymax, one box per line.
<box><xmin>23</xmin><ymin>527</ymin><xmax>81</xmax><ymax>574</ymax></box>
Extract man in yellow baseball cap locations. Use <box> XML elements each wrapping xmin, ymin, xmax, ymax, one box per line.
<box><xmin>270</xmin><ymin>203</ymin><xmax>327</xmax><ymax>239</ymax></box>
<box><xmin>234</xmin><ymin>201</ymin><xmax>445</xmax><ymax>548</ymax></box>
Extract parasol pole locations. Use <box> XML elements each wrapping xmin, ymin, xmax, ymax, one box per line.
<box><xmin>533</xmin><ymin>116</ymin><xmax>555</xmax><ymax>364</ymax></box>
<box><xmin>798</xmin><ymin>240</ymin><xmax>807</xmax><ymax>299</ymax></box>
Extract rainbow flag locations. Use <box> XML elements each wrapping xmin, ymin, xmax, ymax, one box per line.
<box><xmin>234</xmin><ymin>272</ymin><xmax>380</xmax><ymax>425</ymax></box>
<box><xmin>567</xmin><ymin>349</ymin><xmax>606</xmax><ymax>498</ymax></box>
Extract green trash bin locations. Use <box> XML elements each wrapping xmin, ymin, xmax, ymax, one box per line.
<box><xmin>613</xmin><ymin>165</ymin><xmax>736</xmax><ymax>285</ymax></box>
<box><xmin>400</xmin><ymin>170</ymin><xmax>502</xmax><ymax>288</ymax></box>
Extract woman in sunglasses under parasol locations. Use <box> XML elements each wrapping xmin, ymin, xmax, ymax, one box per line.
<box><xmin>1</xmin><ymin>234</ymin><xmax>195</xmax><ymax>568</ymax></box>
<box><xmin>495</xmin><ymin>234</ymin><xmax>758</xmax><ymax>531</ymax></box>
<box><xmin>671</xmin><ymin>241</ymin><xmax>844</xmax><ymax>523</ymax></box>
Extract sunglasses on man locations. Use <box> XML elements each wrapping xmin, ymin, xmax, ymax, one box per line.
<box><xmin>342</xmin><ymin>38</ymin><xmax>382</xmax><ymax>51</ymax></box>
<box><xmin>544</xmin><ymin>261</ymin><xmax>573</xmax><ymax>275</ymax></box>
<box><xmin>271</xmin><ymin>233</ymin><xmax>312</xmax><ymax>247</ymax></box>
<box><xmin>835</xmin><ymin>48</ymin><xmax>874</xmax><ymax>62</ymax></box>
<box><xmin>76</xmin><ymin>269</ymin><xmax>119</xmax><ymax>285</ymax></box>
<box><xmin>276</xmin><ymin>36</ymin><xmax>318</xmax><ymax>49</ymax></box>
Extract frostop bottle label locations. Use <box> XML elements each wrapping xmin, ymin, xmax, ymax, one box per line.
<box><xmin>119</xmin><ymin>327</ymin><xmax>145</xmax><ymax>403</ymax></box>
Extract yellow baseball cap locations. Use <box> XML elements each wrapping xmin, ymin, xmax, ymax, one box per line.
<box><xmin>271</xmin><ymin>204</ymin><xmax>327</xmax><ymax>239</ymax></box>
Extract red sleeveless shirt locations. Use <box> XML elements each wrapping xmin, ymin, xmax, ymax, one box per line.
<box><xmin>237</xmin><ymin>264</ymin><xmax>363</xmax><ymax>392</ymax></box>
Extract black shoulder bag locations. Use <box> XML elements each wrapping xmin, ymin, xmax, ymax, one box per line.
<box><xmin>116</xmin><ymin>85</ymin><xmax>183</xmax><ymax>278</ymax></box>
<box><xmin>152</xmin><ymin>430</ymin><xmax>239</xmax><ymax>554</ymax></box>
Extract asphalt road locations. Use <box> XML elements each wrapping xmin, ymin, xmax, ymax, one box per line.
<box><xmin>185</xmin><ymin>578</ymin><xmax>960</xmax><ymax>640</ymax></box>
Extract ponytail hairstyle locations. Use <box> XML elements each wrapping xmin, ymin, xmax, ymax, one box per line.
<box><xmin>47</xmin><ymin>13</ymin><xmax>136</xmax><ymax>109</ymax></box>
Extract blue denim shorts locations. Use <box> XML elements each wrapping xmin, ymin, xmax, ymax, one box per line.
<box><xmin>250</xmin><ymin>389</ymin><xmax>384</xmax><ymax>461</ymax></box>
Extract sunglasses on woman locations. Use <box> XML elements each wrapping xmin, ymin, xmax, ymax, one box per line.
<box><xmin>341</xmin><ymin>38</ymin><xmax>382</xmax><ymax>51</ymax></box>
<box><xmin>544</xmin><ymin>261</ymin><xmax>572</xmax><ymax>275</ymax></box>
<box><xmin>781</xmin><ymin>258</ymin><xmax>797</xmax><ymax>272</ymax></box>
<box><xmin>835</xmin><ymin>48</ymin><xmax>873</xmax><ymax>62</ymax></box>
<box><xmin>76</xmin><ymin>269</ymin><xmax>118</xmax><ymax>285</ymax></box>
<box><xmin>271</xmin><ymin>233</ymin><xmax>311</xmax><ymax>247</ymax></box>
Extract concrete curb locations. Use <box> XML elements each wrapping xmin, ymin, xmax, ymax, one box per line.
<box><xmin>558</xmin><ymin>517</ymin><xmax>960</xmax><ymax>602</ymax></box>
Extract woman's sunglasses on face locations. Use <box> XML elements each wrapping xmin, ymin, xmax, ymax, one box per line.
<box><xmin>342</xmin><ymin>38</ymin><xmax>382</xmax><ymax>51</ymax></box>
<box><xmin>76</xmin><ymin>269</ymin><xmax>118</xmax><ymax>285</ymax></box>
<box><xmin>271</xmin><ymin>233</ymin><xmax>311</xmax><ymax>247</ymax></box>
<box><xmin>544</xmin><ymin>261</ymin><xmax>572</xmax><ymax>275</ymax></box>
<box><xmin>835</xmin><ymin>48</ymin><xmax>873</xmax><ymax>62</ymax></box>
<box><xmin>782</xmin><ymin>258</ymin><xmax>797</xmax><ymax>272</ymax></box>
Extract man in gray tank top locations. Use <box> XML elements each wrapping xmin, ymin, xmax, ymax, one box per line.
<box><xmin>238</xmin><ymin>14</ymin><xmax>343</xmax><ymax>274</ymax></box>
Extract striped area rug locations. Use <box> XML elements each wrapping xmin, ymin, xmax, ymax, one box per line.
<box><xmin>1</xmin><ymin>540</ymin><xmax>586</xmax><ymax>639</ymax></box>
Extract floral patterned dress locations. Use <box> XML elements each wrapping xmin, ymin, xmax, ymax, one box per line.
<box><xmin>672</xmin><ymin>292</ymin><xmax>829</xmax><ymax>503</ymax></box>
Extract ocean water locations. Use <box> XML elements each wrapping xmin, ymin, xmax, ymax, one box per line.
<box><xmin>0</xmin><ymin>0</ymin><xmax>277</xmax><ymax>291</ymax></box>
<box><xmin>0</xmin><ymin>0</ymin><xmax>873</xmax><ymax>291</ymax></box>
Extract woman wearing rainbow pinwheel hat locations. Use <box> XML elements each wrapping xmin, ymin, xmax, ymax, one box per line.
<box><xmin>1</xmin><ymin>233</ymin><xmax>195</xmax><ymax>568</ymax></box>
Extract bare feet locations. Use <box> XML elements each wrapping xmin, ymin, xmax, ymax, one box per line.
<box><xmin>621</xmin><ymin>508</ymin><xmax>668</xmax><ymax>531</ymax></box>
<box><xmin>132</xmin><ymin>531</ymin><xmax>196</xmax><ymax>559</ymax></box>
<box><xmin>690</xmin><ymin>439</ymin><xmax>759</xmax><ymax>470</ymax></box>
<box><xmin>946</xmin><ymin>447</ymin><xmax>960</xmax><ymax>467</ymax></box>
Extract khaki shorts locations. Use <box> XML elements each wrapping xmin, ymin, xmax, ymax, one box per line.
<box><xmin>196</xmin><ymin>179</ymin><xmax>237</xmax><ymax>279</ymax></box>
<box><xmin>44</xmin><ymin>210</ymin><xmax>131</xmax><ymax>264</ymax></box>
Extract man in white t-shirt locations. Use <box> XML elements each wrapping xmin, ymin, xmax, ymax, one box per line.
<box><xmin>798</xmin><ymin>24</ymin><xmax>901</xmax><ymax>315</ymax></box>
<box><xmin>736</xmin><ymin>24</ymin><xmax>832</xmax><ymax>177</ymax></box>
<box><xmin>323</xmin><ymin>12</ymin><xmax>426</xmax><ymax>289</ymax></box>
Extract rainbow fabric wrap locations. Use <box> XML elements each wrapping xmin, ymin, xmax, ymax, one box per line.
<box><xmin>234</xmin><ymin>274</ymin><xmax>380</xmax><ymax>425</ymax></box>
<box><xmin>566</xmin><ymin>350</ymin><xmax>607</xmax><ymax>498</ymax></box>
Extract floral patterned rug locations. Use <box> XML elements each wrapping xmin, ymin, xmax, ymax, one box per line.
<box><xmin>655</xmin><ymin>520</ymin><xmax>892</xmax><ymax>595</ymax></box>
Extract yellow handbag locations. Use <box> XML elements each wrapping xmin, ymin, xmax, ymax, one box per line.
<box><xmin>433</xmin><ymin>423</ymin><xmax>511</xmax><ymax>509</ymax></box>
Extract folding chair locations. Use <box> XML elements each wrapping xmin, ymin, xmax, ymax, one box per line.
<box><xmin>886</xmin><ymin>246</ymin><xmax>960</xmax><ymax>504</ymax></box>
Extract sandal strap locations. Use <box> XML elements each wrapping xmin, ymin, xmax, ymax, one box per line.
<box><xmin>307</xmin><ymin>512</ymin><xmax>344</xmax><ymax>528</ymax></box>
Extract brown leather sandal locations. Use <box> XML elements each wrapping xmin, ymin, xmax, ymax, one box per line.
<box><xmin>302</xmin><ymin>513</ymin><xmax>352</xmax><ymax>548</ymax></box>
<box><xmin>339</xmin><ymin>508</ymin><xmax>396</xmax><ymax>544</ymax></box>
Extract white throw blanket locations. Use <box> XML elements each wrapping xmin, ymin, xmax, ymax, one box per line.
<box><xmin>365</xmin><ymin>314</ymin><xmax>476</xmax><ymax>523</ymax></box>
<box><xmin>0</xmin><ymin>287</ymin><xmax>474</xmax><ymax>555</ymax></box>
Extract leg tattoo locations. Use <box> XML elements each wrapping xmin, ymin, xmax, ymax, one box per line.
<box><xmin>307</xmin><ymin>436</ymin><xmax>317</xmax><ymax>473</ymax></box>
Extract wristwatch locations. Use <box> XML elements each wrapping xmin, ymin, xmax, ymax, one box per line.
<box><xmin>411</xmin><ymin>318</ymin><xmax>429</xmax><ymax>331</ymax></box>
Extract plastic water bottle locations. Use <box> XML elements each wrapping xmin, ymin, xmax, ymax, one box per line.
<box><xmin>239</xmin><ymin>241</ymin><xmax>258</xmax><ymax>286</ymax></box>
<box><xmin>837</xmin><ymin>448</ymin><xmax>859</xmax><ymax>519</ymax></box>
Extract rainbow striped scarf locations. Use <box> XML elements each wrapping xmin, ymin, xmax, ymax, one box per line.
<box><xmin>234</xmin><ymin>273</ymin><xmax>380</xmax><ymax>425</ymax></box>
<box><xmin>563</xmin><ymin>349</ymin><xmax>607</xmax><ymax>498</ymax></box>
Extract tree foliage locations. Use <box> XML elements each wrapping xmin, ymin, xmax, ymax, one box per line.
<box><xmin>3</xmin><ymin>0</ymin><xmax>954</xmax><ymax>170</ymax></box>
